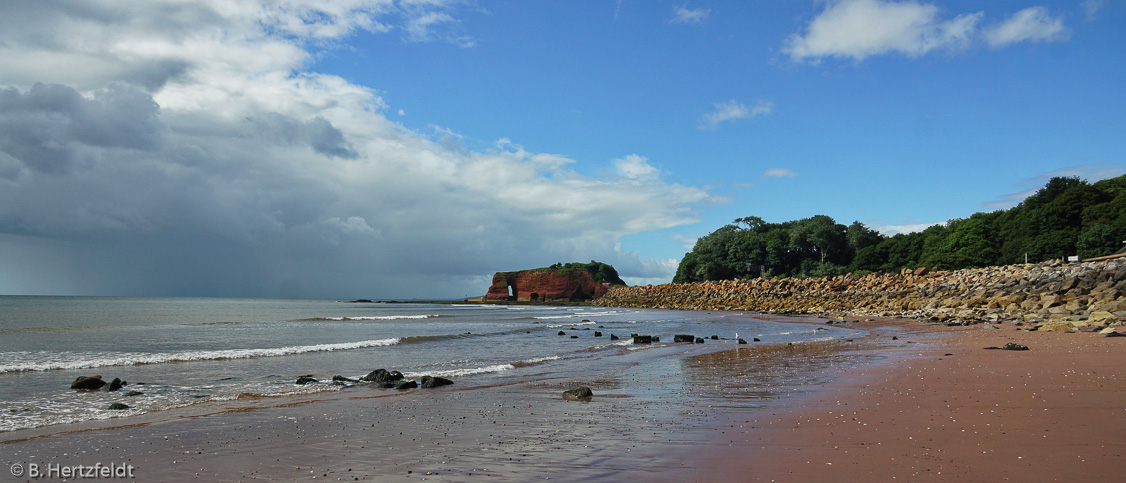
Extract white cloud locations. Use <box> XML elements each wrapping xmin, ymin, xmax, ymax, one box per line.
<box><xmin>983</xmin><ymin>7</ymin><xmax>1068</xmax><ymax>47</ymax></box>
<box><xmin>671</xmin><ymin>6</ymin><xmax>710</xmax><ymax>25</ymax></box>
<box><xmin>1082</xmin><ymin>0</ymin><xmax>1105</xmax><ymax>21</ymax></box>
<box><xmin>699</xmin><ymin>99</ymin><xmax>772</xmax><ymax>130</ymax></box>
<box><xmin>875</xmin><ymin>222</ymin><xmax>939</xmax><ymax>235</ymax></box>
<box><xmin>0</xmin><ymin>1</ymin><xmax>710</xmax><ymax>298</ymax></box>
<box><xmin>614</xmin><ymin>154</ymin><xmax>659</xmax><ymax>181</ymax></box>
<box><xmin>399</xmin><ymin>1</ymin><xmax>477</xmax><ymax>48</ymax></box>
<box><xmin>671</xmin><ymin>233</ymin><xmax>700</xmax><ymax>250</ymax></box>
<box><xmin>784</xmin><ymin>0</ymin><xmax>982</xmax><ymax>62</ymax></box>
<box><xmin>984</xmin><ymin>164</ymin><xmax>1126</xmax><ymax>210</ymax></box>
<box><xmin>762</xmin><ymin>168</ymin><xmax>798</xmax><ymax>178</ymax></box>
<box><xmin>620</xmin><ymin>256</ymin><xmax>681</xmax><ymax>286</ymax></box>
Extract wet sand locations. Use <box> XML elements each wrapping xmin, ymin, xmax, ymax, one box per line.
<box><xmin>4</xmin><ymin>316</ymin><xmax>1123</xmax><ymax>481</ymax></box>
<box><xmin>678</xmin><ymin>318</ymin><xmax>1126</xmax><ymax>481</ymax></box>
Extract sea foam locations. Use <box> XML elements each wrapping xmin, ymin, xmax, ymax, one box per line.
<box><xmin>0</xmin><ymin>338</ymin><xmax>401</xmax><ymax>373</ymax></box>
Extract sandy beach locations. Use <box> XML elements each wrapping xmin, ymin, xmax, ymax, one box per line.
<box><xmin>3</xmin><ymin>315</ymin><xmax>1123</xmax><ymax>482</ymax></box>
<box><xmin>678</xmin><ymin>318</ymin><xmax>1126</xmax><ymax>482</ymax></box>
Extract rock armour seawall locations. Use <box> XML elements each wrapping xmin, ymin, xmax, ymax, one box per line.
<box><xmin>598</xmin><ymin>260</ymin><xmax>1126</xmax><ymax>329</ymax></box>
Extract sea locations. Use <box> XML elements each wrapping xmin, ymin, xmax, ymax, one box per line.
<box><xmin>0</xmin><ymin>296</ymin><xmax>864</xmax><ymax>433</ymax></box>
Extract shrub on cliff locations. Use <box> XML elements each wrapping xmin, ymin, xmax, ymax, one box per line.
<box><xmin>545</xmin><ymin>261</ymin><xmax>626</xmax><ymax>286</ymax></box>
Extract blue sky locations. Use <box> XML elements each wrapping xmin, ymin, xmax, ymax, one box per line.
<box><xmin>0</xmin><ymin>1</ymin><xmax>1123</xmax><ymax>298</ymax></box>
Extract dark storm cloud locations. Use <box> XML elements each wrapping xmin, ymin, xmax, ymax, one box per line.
<box><xmin>250</xmin><ymin>114</ymin><xmax>357</xmax><ymax>159</ymax></box>
<box><xmin>0</xmin><ymin>1</ymin><xmax>711</xmax><ymax>298</ymax></box>
<box><xmin>0</xmin><ymin>83</ymin><xmax>162</xmax><ymax>175</ymax></box>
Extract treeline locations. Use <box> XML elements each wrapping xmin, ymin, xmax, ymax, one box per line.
<box><xmin>673</xmin><ymin>175</ymin><xmax>1126</xmax><ymax>283</ymax></box>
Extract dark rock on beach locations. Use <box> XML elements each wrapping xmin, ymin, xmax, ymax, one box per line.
<box><xmin>124</xmin><ymin>391</ymin><xmax>144</xmax><ymax>397</ymax></box>
<box><xmin>632</xmin><ymin>335</ymin><xmax>653</xmax><ymax>344</ymax></box>
<box><xmin>562</xmin><ymin>386</ymin><xmax>593</xmax><ymax>401</ymax></box>
<box><xmin>610</xmin><ymin>334</ymin><xmax>619</xmax><ymax>340</ymax></box>
<box><xmin>674</xmin><ymin>334</ymin><xmax>695</xmax><ymax>343</ymax></box>
<box><xmin>332</xmin><ymin>375</ymin><xmax>358</xmax><ymax>383</ymax></box>
<box><xmin>106</xmin><ymin>403</ymin><xmax>130</xmax><ymax>410</ymax></box>
<box><xmin>392</xmin><ymin>380</ymin><xmax>417</xmax><ymax>390</ymax></box>
<box><xmin>295</xmin><ymin>376</ymin><xmax>319</xmax><ymax>385</ymax></box>
<box><xmin>984</xmin><ymin>342</ymin><xmax>1029</xmax><ymax>351</ymax></box>
<box><xmin>104</xmin><ymin>377</ymin><xmax>126</xmax><ymax>392</ymax></box>
<box><xmin>71</xmin><ymin>376</ymin><xmax>107</xmax><ymax>391</ymax></box>
<box><xmin>361</xmin><ymin>369</ymin><xmax>403</xmax><ymax>384</ymax></box>
<box><xmin>420</xmin><ymin>376</ymin><xmax>454</xmax><ymax>388</ymax></box>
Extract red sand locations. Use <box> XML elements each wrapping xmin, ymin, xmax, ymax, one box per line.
<box><xmin>683</xmin><ymin>319</ymin><xmax>1126</xmax><ymax>481</ymax></box>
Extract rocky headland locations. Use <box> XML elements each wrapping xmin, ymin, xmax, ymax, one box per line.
<box><xmin>486</xmin><ymin>268</ymin><xmax>608</xmax><ymax>302</ymax></box>
<box><xmin>598</xmin><ymin>259</ymin><xmax>1126</xmax><ymax>332</ymax></box>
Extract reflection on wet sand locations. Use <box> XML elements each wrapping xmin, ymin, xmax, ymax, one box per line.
<box><xmin>680</xmin><ymin>338</ymin><xmax>896</xmax><ymax>408</ymax></box>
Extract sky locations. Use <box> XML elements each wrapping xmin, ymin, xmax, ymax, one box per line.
<box><xmin>0</xmin><ymin>0</ymin><xmax>1123</xmax><ymax>299</ymax></box>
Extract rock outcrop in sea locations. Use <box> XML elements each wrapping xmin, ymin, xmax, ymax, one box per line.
<box><xmin>486</xmin><ymin>268</ymin><xmax>609</xmax><ymax>302</ymax></box>
<box><xmin>597</xmin><ymin>260</ymin><xmax>1126</xmax><ymax>332</ymax></box>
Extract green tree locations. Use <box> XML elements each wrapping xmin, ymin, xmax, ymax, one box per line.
<box><xmin>789</xmin><ymin>215</ymin><xmax>847</xmax><ymax>268</ymax></box>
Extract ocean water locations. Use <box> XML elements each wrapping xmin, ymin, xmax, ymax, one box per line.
<box><xmin>0</xmin><ymin>296</ymin><xmax>862</xmax><ymax>433</ymax></box>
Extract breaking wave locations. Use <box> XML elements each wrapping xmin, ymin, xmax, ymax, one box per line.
<box><xmin>0</xmin><ymin>338</ymin><xmax>402</xmax><ymax>373</ymax></box>
<box><xmin>308</xmin><ymin>315</ymin><xmax>441</xmax><ymax>321</ymax></box>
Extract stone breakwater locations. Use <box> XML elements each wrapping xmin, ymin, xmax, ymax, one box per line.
<box><xmin>598</xmin><ymin>260</ymin><xmax>1126</xmax><ymax>331</ymax></box>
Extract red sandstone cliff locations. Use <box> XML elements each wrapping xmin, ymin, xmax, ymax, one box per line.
<box><xmin>485</xmin><ymin>269</ymin><xmax>609</xmax><ymax>302</ymax></box>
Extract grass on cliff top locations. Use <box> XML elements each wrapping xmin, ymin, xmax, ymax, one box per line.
<box><xmin>494</xmin><ymin>261</ymin><xmax>627</xmax><ymax>286</ymax></box>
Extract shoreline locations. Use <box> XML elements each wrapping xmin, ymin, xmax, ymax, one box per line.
<box><xmin>3</xmin><ymin>313</ymin><xmax>1122</xmax><ymax>481</ymax></box>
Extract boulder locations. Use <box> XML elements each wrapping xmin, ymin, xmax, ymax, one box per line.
<box><xmin>562</xmin><ymin>387</ymin><xmax>593</xmax><ymax>401</ymax></box>
<box><xmin>107</xmin><ymin>403</ymin><xmax>131</xmax><ymax>410</ymax></box>
<box><xmin>420</xmin><ymin>376</ymin><xmax>454</xmax><ymax>388</ymax></box>
<box><xmin>673</xmin><ymin>334</ymin><xmax>695</xmax><ymax>343</ymax></box>
<box><xmin>392</xmin><ymin>380</ymin><xmax>418</xmax><ymax>390</ymax></box>
<box><xmin>1089</xmin><ymin>311</ymin><xmax>1116</xmax><ymax>324</ymax></box>
<box><xmin>738</xmin><ymin>339</ymin><xmax>748</xmax><ymax>344</ymax></box>
<box><xmin>71</xmin><ymin>376</ymin><xmax>107</xmax><ymax>391</ymax></box>
<box><xmin>295</xmin><ymin>376</ymin><xmax>318</xmax><ymax>385</ymax></box>
<box><xmin>1037</xmin><ymin>321</ymin><xmax>1075</xmax><ymax>332</ymax></box>
<box><xmin>985</xmin><ymin>342</ymin><xmax>1029</xmax><ymax>350</ymax></box>
<box><xmin>103</xmin><ymin>377</ymin><xmax>126</xmax><ymax>392</ymax></box>
<box><xmin>332</xmin><ymin>375</ymin><xmax>358</xmax><ymax>383</ymax></box>
<box><xmin>361</xmin><ymin>369</ymin><xmax>404</xmax><ymax>384</ymax></box>
<box><xmin>632</xmin><ymin>335</ymin><xmax>653</xmax><ymax>344</ymax></box>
